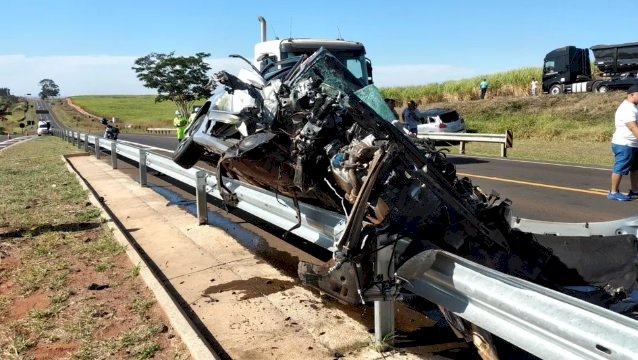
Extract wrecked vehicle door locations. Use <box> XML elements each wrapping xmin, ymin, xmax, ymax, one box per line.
<box><xmin>173</xmin><ymin>47</ymin><xmax>637</xmax><ymax>333</ymax></box>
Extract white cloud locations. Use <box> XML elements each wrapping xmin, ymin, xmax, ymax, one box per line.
<box><xmin>0</xmin><ymin>54</ymin><xmax>148</xmax><ymax>96</ymax></box>
<box><xmin>0</xmin><ymin>54</ymin><xmax>476</xmax><ymax>96</ymax></box>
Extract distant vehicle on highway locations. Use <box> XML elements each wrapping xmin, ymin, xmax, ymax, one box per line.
<box><xmin>37</xmin><ymin>120</ymin><xmax>51</xmax><ymax>136</ymax></box>
<box><xmin>417</xmin><ymin>108</ymin><xmax>466</xmax><ymax>134</ymax></box>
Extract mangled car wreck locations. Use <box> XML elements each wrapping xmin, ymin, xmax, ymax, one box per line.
<box><xmin>173</xmin><ymin>48</ymin><xmax>638</xmax><ymax>356</ymax></box>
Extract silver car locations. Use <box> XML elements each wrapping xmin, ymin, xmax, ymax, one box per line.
<box><xmin>417</xmin><ymin>108</ymin><xmax>466</xmax><ymax>134</ymax></box>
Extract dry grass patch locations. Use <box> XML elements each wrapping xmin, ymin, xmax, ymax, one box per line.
<box><xmin>0</xmin><ymin>137</ymin><xmax>188</xmax><ymax>359</ymax></box>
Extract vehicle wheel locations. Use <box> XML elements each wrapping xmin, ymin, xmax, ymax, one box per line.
<box><xmin>172</xmin><ymin>135</ymin><xmax>204</xmax><ymax>169</ymax></box>
<box><xmin>549</xmin><ymin>84</ymin><xmax>562</xmax><ymax>95</ymax></box>
<box><xmin>173</xmin><ymin>100</ymin><xmax>212</xmax><ymax>169</ymax></box>
<box><xmin>597</xmin><ymin>85</ymin><xmax>608</xmax><ymax>93</ymax></box>
<box><xmin>591</xmin><ymin>81</ymin><xmax>601</xmax><ymax>93</ymax></box>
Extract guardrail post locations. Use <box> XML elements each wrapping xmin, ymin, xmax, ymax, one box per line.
<box><xmin>77</xmin><ymin>133</ymin><xmax>83</xmax><ymax>149</ymax></box>
<box><xmin>459</xmin><ymin>141</ymin><xmax>466</xmax><ymax>155</ymax></box>
<box><xmin>374</xmin><ymin>233</ymin><xmax>395</xmax><ymax>345</ymax></box>
<box><xmin>196</xmin><ymin>171</ymin><xmax>208</xmax><ymax>225</ymax></box>
<box><xmin>84</xmin><ymin>134</ymin><xmax>89</xmax><ymax>152</ymax></box>
<box><xmin>95</xmin><ymin>138</ymin><xmax>101</xmax><ymax>159</ymax></box>
<box><xmin>503</xmin><ymin>129</ymin><xmax>513</xmax><ymax>158</ymax></box>
<box><xmin>139</xmin><ymin>150</ymin><xmax>147</xmax><ymax>186</ymax></box>
<box><xmin>111</xmin><ymin>142</ymin><xmax>118</xmax><ymax>169</ymax></box>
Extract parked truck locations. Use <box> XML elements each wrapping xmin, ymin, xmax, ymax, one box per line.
<box><xmin>542</xmin><ymin>42</ymin><xmax>638</xmax><ymax>94</ymax></box>
<box><xmin>254</xmin><ymin>16</ymin><xmax>373</xmax><ymax>86</ymax></box>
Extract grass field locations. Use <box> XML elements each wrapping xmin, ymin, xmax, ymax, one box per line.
<box><xmin>0</xmin><ymin>98</ymin><xmax>35</xmax><ymax>135</ymax></box>
<box><xmin>425</xmin><ymin>91</ymin><xmax>623</xmax><ymax>142</ymax></box>
<box><xmin>0</xmin><ymin>137</ymin><xmax>187</xmax><ymax>359</ymax></box>
<box><xmin>69</xmin><ymin>95</ymin><xmax>205</xmax><ymax>129</ymax></box>
<box><xmin>381</xmin><ymin>67</ymin><xmax>541</xmax><ymax>104</ymax></box>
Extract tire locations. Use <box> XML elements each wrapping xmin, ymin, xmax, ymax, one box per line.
<box><xmin>598</xmin><ymin>85</ymin><xmax>608</xmax><ymax>93</ymax></box>
<box><xmin>173</xmin><ymin>100</ymin><xmax>210</xmax><ymax>169</ymax></box>
<box><xmin>591</xmin><ymin>81</ymin><xmax>601</xmax><ymax>93</ymax></box>
<box><xmin>172</xmin><ymin>135</ymin><xmax>204</xmax><ymax>169</ymax></box>
<box><xmin>549</xmin><ymin>84</ymin><xmax>562</xmax><ymax>95</ymax></box>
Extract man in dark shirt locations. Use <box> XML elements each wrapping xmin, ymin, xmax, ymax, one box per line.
<box><xmin>401</xmin><ymin>100</ymin><xmax>420</xmax><ymax>135</ymax></box>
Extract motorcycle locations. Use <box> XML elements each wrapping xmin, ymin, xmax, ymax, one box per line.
<box><xmin>101</xmin><ymin>118</ymin><xmax>119</xmax><ymax>140</ymax></box>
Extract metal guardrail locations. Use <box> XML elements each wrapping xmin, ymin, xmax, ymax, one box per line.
<box><xmin>512</xmin><ymin>215</ymin><xmax>638</xmax><ymax>237</ymax></box>
<box><xmin>55</xmin><ymin>129</ymin><xmax>638</xmax><ymax>358</ymax></box>
<box><xmin>398</xmin><ymin>250</ymin><xmax>638</xmax><ymax>360</ymax></box>
<box><xmin>56</xmin><ymin>129</ymin><xmax>345</xmax><ymax>252</ymax></box>
<box><xmin>417</xmin><ymin>129</ymin><xmax>513</xmax><ymax>157</ymax></box>
<box><xmin>146</xmin><ymin>127</ymin><xmax>176</xmax><ymax>134</ymax></box>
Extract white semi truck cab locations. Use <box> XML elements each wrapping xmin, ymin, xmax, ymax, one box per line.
<box><xmin>254</xmin><ymin>16</ymin><xmax>373</xmax><ymax>85</ymax></box>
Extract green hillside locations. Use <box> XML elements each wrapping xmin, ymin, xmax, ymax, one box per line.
<box><xmin>69</xmin><ymin>95</ymin><xmax>182</xmax><ymax>129</ymax></box>
<box><xmin>0</xmin><ymin>97</ymin><xmax>34</xmax><ymax>135</ymax></box>
<box><xmin>381</xmin><ymin>67</ymin><xmax>541</xmax><ymax>104</ymax></box>
<box><xmin>68</xmin><ymin>90</ymin><xmax>622</xmax><ymax>143</ymax></box>
<box><xmin>423</xmin><ymin>91</ymin><xmax>622</xmax><ymax>142</ymax></box>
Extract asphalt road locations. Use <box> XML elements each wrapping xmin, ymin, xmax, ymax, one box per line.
<box><xmin>40</xmin><ymin>99</ymin><xmax>637</xmax><ymax>224</ymax></box>
<box><xmin>126</xmin><ymin>133</ymin><xmax>634</xmax><ymax>224</ymax></box>
<box><xmin>448</xmin><ymin>155</ymin><xmax>635</xmax><ymax>222</ymax></box>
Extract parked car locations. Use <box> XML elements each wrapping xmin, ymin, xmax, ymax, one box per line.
<box><xmin>416</xmin><ymin>108</ymin><xmax>466</xmax><ymax>134</ymax></box>
<box><xmin>596</xmin><ymin>72</ymin><xmax>638</xmax><ymax>93</ymax></box>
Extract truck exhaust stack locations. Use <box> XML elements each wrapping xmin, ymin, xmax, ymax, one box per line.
<box><xmin>258</xmin><ymin>16</ymin><xmax>266</xmax><ymax>43</ymax></box>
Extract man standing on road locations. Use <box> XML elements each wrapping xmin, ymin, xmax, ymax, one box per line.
<box><xmin>173</xmin><ymin>110</ymin><xmax>188</xmax><ymax>142</ymax></box>
<box><xmin>401</xmin><ymin>100</ymin><xmax>420</xmax><ymax>136</ymax></box>
<box><xmin>531</xmin><ymin>78</ymin><xmax>538</xmax><ymax>96</ymax></box>
<box><xmin>608</xmin><ymin>85</ymin><xmax>638</xmax><ymax>201</ymax></box>
<box><xmin>479</xmin><ymin>79</ymin><xmax>488</xmax><ymax>99</ymax></box>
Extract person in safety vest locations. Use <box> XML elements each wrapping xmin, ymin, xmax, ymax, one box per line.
<box><xmin>173</xmin><ymin>110</ymin><xmax>188</xmax><ymax>141</ymax></box>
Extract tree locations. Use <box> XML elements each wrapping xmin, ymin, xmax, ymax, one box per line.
<box><xmin>132</xmin><ymin>52</ymin><xmax>213</xmax><ymax>117</ymax></box>
<box><xmin>39</xmin><ymin>79</ymin><xmax>60</xmax><ymax>99</ymax></box>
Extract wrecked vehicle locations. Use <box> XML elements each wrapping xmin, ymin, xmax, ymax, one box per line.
<box><xmin>173</xmin><ymin>48</ymin><xmax>638</xmax><ymax>355</ymax></box>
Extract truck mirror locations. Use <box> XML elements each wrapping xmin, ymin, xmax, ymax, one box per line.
<box><xmin>366</xmin><ymin>59</ymin><xmax>373</xmax><ymax>84</ymax></box>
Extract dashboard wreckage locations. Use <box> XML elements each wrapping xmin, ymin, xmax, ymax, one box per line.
<box><xmin>173</xmin><ymin>48</ymin><xmax>638</xmax><ymax>353</ymax></box>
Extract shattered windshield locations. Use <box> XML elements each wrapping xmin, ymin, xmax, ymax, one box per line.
<box><xmin>290</xmin><ymin>49</ymin><xmax>396</xmax><ymax>123</ymax></box>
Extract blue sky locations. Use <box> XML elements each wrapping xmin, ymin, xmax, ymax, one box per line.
<box><xmin>2</xmin><ymin>0</ymin><xmax>637</xmax><ymax>96</ymax></box>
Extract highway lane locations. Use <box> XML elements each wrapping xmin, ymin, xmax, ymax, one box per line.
<box><xmin>119</xmin><ymin>133</ymin><xmax>634</xmax><ymax>224</ymax></box>
<box><xmin>448</xmin><ymin>155</ymin><xmax>636</xmax><ymax>222</ymax></box>
<box><xmin>106</xmin><ymin>132</ymin><xmax>638</xmax><ymax>224</ymax></box>
<box><xmin>35</xmin><ymin>99</ymin><xmax>61</xmax><ymax>131</ymax></box>
<box><xmin>40</xmin><ymin>98</ymin><xmax>637</xmax><ymax>223</ymax></box>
